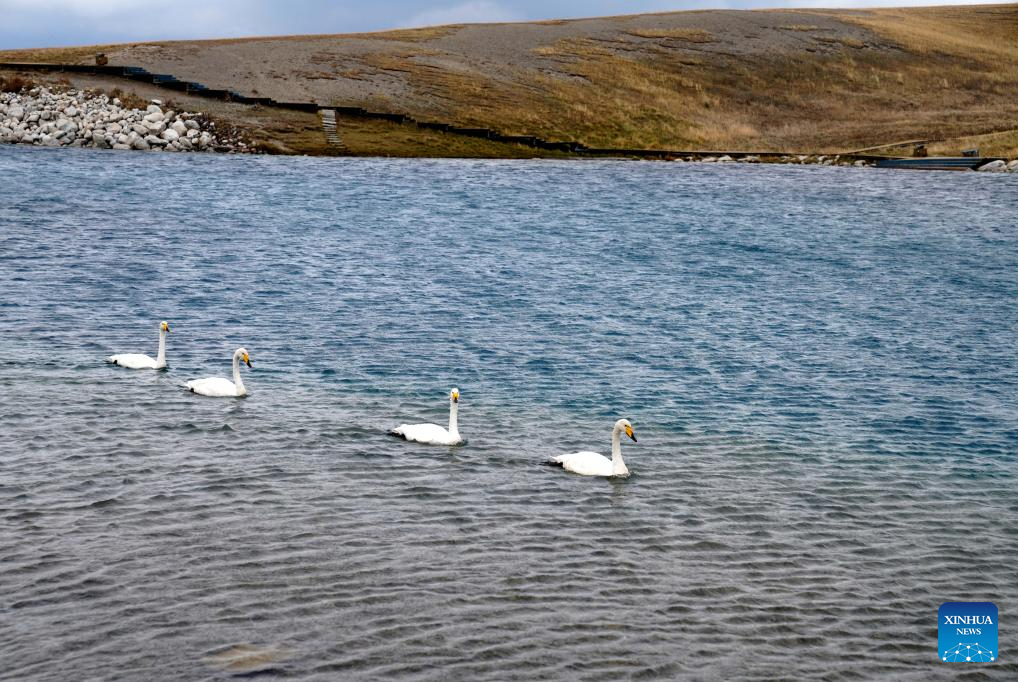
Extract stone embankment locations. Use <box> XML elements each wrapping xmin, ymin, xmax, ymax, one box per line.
<box><xmin>0</xmin><ymin>86</ymin><xmax>250</xmax><ymax>153</ymax></box>
<box><xmin>977</xmin><ymin>159</ymin><xmax>1018</xmax><ymax>172</ymax></box>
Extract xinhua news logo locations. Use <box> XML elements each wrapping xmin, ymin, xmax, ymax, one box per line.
<box><xmin>939</xmin><ymin>602</ymin><xmax>998</xmax><ymax>663</ymax></box>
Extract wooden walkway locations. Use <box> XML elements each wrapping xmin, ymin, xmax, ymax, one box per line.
<box><xmin>319</xmin><ymin>109</ymin><xmax>346</xmax><ymax>151</ymax></box>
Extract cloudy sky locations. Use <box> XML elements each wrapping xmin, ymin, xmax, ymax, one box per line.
<box><xmin>0</xmin><ymin>0</ymin><xmax>1009</xmax><ymax>49</ymax></box>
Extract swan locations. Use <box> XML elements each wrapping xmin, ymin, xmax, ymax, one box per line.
<box><xmin>549</xmin><ymin>419</ymin><xmax>637</xmax><ymax>478</ymax></box>
<box><xmin>390</xmin><ymin>388</ymin><xmax>463</xmax><ymax>445</ymax></box>
<box><xmin>185</xmin><ymin>348</ymin><xmax>252</xmax><ymax>397</ymax></box>
<box><xmin>107</xmin><ymin>321</ymin><xmax>170</xmax><ymax>369</ymax></box>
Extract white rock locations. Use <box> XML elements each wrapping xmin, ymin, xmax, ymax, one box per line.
<box><xmin>146</xmin><ymin>104</ymin><xmax>162</xmax><ymax>115</ymax></box>
<box><xmin>701</xmin><ymin>156</ymin><xmax>717</xmax><ymax>163</ymax></box>
<box><xmin>177</xmin><ymin>136</ymin><xmax>193</xmax><ymax>151</ymax></box>
<box><xmin>143</xmin><ymin>111</ymin><xmax>164</xmax><ymax>124</ymax></box>
<box><xmin>131</xmin><ymin>136</ymin><xmax>150</xmax><ymax>151</ymax></box>
<box><xmin>717</xmin><ymin>155</ymin><xmax>734</xmax><ymax>163</ymax></box>
<box><xmin>92</xmin><ymin>132</ymin><xmax>109</xmax><ymax>148</ymax></box>
<box><xmin>64</xmin><ymin>106</ymin><xmax>78</xmax><ymax>117</ymax></box>
<box><xmin>8</xmin><ymin>105</ymin><xmax>25</xmax><ymax>121</ymax></box>
<box><xmin>131</xmin><ymin>123</ymin><xmax>149</xmax><ymax>136</ymax></box>
<box><xmin>184</xmin><ymin>119</ymin><xmax>200</xmax><ymax>130</ymax></box>
<box><xmin>170</xmin><ymin>120</ymin><xmax>187</xmax><ymax>135</ymax></box>
<box><xmin>1007</xmin><ymin>160</ymin><xmax>1018</xmax><ymax>171</ymax></box>
<box><xmin>117</xmin><ymin>133</ymin><xmax>129</xmax><ymax>144</ymax></box>
<box><xmin>143</xmin><ymin>120</ymin><xmax>165</xmax><ymax>134</ymax></box>
<box><xmin>112</xmin><ymin>143</ymin><xmax>132</xmax><ymax>150</ymax></box>
<box><xmin>161</xmin><ymin>128</ymin><xmax>179</xmax><ymax>142</ymax></box>
<box><xmin>144</xmin><ymin>134</ymin><xmax>167</xmax><ymax>146</ymax></box>
<box><xmin>977</xmin><ymin>160</ymin><xmax>1007</xmax><ymax>172</ymax></box>
<box><xmin>186</xmin><ymin>128</ymin><xmax>199</xmax><ymax>139</ymax></box>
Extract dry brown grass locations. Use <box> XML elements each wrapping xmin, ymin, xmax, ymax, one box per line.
<box><xmin>625</xmin><ymin>28</ymin><xmax>716</xmax><ymax>42</ymax></box>
<box><xmin>928</xmin><ymin>128</ymin><xmax>1018</xmax><ymax>158</ymax></box>
<box><xmin>356</xmin><ymin>26</ymin><xmax>460</xmax><ymax>43</ymax></box>
<box><xmin>0</xmin><ymin>73</ymin><xmax>35</xmax><ymax>92</ymax></box>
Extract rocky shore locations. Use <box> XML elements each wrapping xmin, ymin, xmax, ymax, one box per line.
<box><xmin>0</xmin><ymin>86</ymin><xmax>251</xmax><ymax>153</ymax></box>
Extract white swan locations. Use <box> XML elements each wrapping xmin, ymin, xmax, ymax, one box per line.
<box><xmin>107</xmin><ymin>321</ymin><xmax>170</xmax><ymax>369</ymax></box>
<box><xmin>185</xmin><ymin>348</ymin><xmax>252</xmax><ymax>397</ymax></box>
<box><xmin>391</xmin><ymin>388</ymin><xmax>463</xmax><ymax>445</ymax></box>
<box><xmin>549</xmin><ymin>419</ymin><xmax>637</xmax><ymax>478</ymax></box>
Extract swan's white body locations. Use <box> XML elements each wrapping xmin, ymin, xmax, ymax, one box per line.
<box><xmin>550</xmin><ymin>419</ymin><xmax>637</xmax><ymax>478</ymax></box>
<box><xmin>391</xmin><ymin>388</ymin><xmax>463</xmax><ymax>445</ymax></box>
<box><xmin>108</xmin><ymin>321</ymin><xmax>169</xmax><ymax>369</ymax></box>
<box><xmin>186</xmin><ymin>348</ymin><xmax>251</xmax><ymax>397</ymax></box>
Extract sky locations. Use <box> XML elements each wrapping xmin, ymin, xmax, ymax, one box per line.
<box><xmin>0</xmin><ymin>0</ymin><xmax>1011</xmax><ymax>49</ymax></box>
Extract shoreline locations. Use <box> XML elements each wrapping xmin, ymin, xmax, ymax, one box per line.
<box><xmin>2</xmin><ymin>68</ymin><xmax>1016</xmax><ymax>170</ymax></box>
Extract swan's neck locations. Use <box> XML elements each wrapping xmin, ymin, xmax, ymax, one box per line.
<box><xmin>156</xmin><ymin>329</ymin><xmax>166</xmax><ymax>367</ymax></box>
<box><xmin>448</xmin><ymin>401</ymin><xmax>459</xmax><ymax>439</ymax></box>
<box><xmin>232</xmin><ymin>354</ymin><xmax>245</xmax><ymax>395</ymax></box>
<box><xmin>611</xmin><ymin>426</ymin><xmax>628</xmax><ymax>476</ymax></box>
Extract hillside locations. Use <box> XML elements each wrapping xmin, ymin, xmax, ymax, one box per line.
<box><xmin>3</xmin><ymin>4</ymin><xmax>1018</xmax><ymax>156</ymax></box>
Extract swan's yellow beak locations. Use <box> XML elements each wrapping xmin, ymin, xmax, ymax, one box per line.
<box><xmin>452</xmin><ymin>390</ymin><xmax>459</xmax><ymax>403</ymax></box>
<box><xmin>625</xmin><ymin>424</ymin><xmax>636</xmax><ymax>442</ymax></box>
<box><xmin>243</xmin><ymin>352</ymin><xmax>251</xmax><ymax>368</ymax></box>
<box><xmin>162</xmin><ymin>322</ymin><xmax>170</xmax><ymax>332</ymax></box>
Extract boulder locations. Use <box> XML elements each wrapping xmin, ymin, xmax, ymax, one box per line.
<box><xmin>144</xmin><ymin>134</ymin><xmax>167</xmax><ymax>146</ymax></box>
<box><xmin>143</xmin><ymin>120</ymin><xmax>166</xmax><ymax>134</ymax></box>
<box><xmin>143</xmin><ymin>111</ymin><xmax>164</xmax><ymax>124</ymax></box>
<box><xmin>131</xmin><ymin>123</ymin><xmax>148</xmax><ymax>136</ymax></box>
<box><xmin>131</xmin><ymin>136</ymin><xmax>151</xmax><ymax>151</ymax></box>
<box><xmin>701</xmin><ymin>156</ymin><xmax>717</xmax><ymax>163</ymax></box>
<box><xmin>184</xmin><ymin>119</ymin><xmax>200</xmax><ymax>131</ymax></box>
<box><xmin>186</xmin><ymin>128</ymin><xmax>199</xmax><ymax>139</ymax></box>
<box><xmin>170</xmin><ymin>120</ymin><xmax>187</xmax><ymax>136</ymax></box>
<box><xmin>117</xmin><ymin>133</ymin><xmax>129</xmax><ymax>144</ymax></box>
<box><xmin>8</xmin><ymin>105</ymin><xmax>25</xmax><ymax>121</ymax></box>
<box><xmin>1007</xmin><ymin>160</ymin><xmax>1018</xmax><ymax>171</ymax></box>
<box><xmin>112</xmin><ymin>143</ymin><xmax>132</xmax><ymax>150</ymax></box>
<box><xmin>161</xmin><ymin>128</ymin><xmax>179</xmax><ymax>142</ymax></box>
<box><xmin>717</xmin><ymin>155</ymin><xmax>734</xmax><ymax>163</ymax></box>
<box><xmin>145</xmin><ymin>104</ymin><xmax>162</xmax><ymax>115</ymax></box>
<box><xmin>176</xmin><ymin>136</ymin><xmax>193</xmax><ymax>151</ymax></box>
<box><xmin>64</xmin><ymin>106</ymin><xmax>78</xmax><ymax>118</ymax></box>
<box><xmin>92</xmin><ymin>132</ymin><xmax>110</xmax><ymax>148</ymax></box>
<box><xmin>977</xmin><ymin>160</ymin><xmax>1007</xmax><ymax>172</ymax></box>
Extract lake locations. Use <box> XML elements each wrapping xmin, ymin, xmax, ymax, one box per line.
<box><xmin>1</xmin><ymin>145</ymin><xmax>1016</xmax><ymax>679</ymax></box>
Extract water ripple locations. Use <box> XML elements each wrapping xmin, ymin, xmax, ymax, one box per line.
<box><xmin>1</xmin><ymin>147</ymin><xmax>1017</xmax><ymax>679</ymax></box>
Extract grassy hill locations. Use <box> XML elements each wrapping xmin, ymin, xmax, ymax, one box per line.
<box><xmin>3</xmin><ymin>4</ymin><xmax>1017</xmax><ymax>156</ymax></box>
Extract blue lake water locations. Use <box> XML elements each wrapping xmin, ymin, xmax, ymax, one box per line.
<box><xmin>1</xmin><ymin>145</ymin><xmax>1017</xmax><ymax>680</ymax></box>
